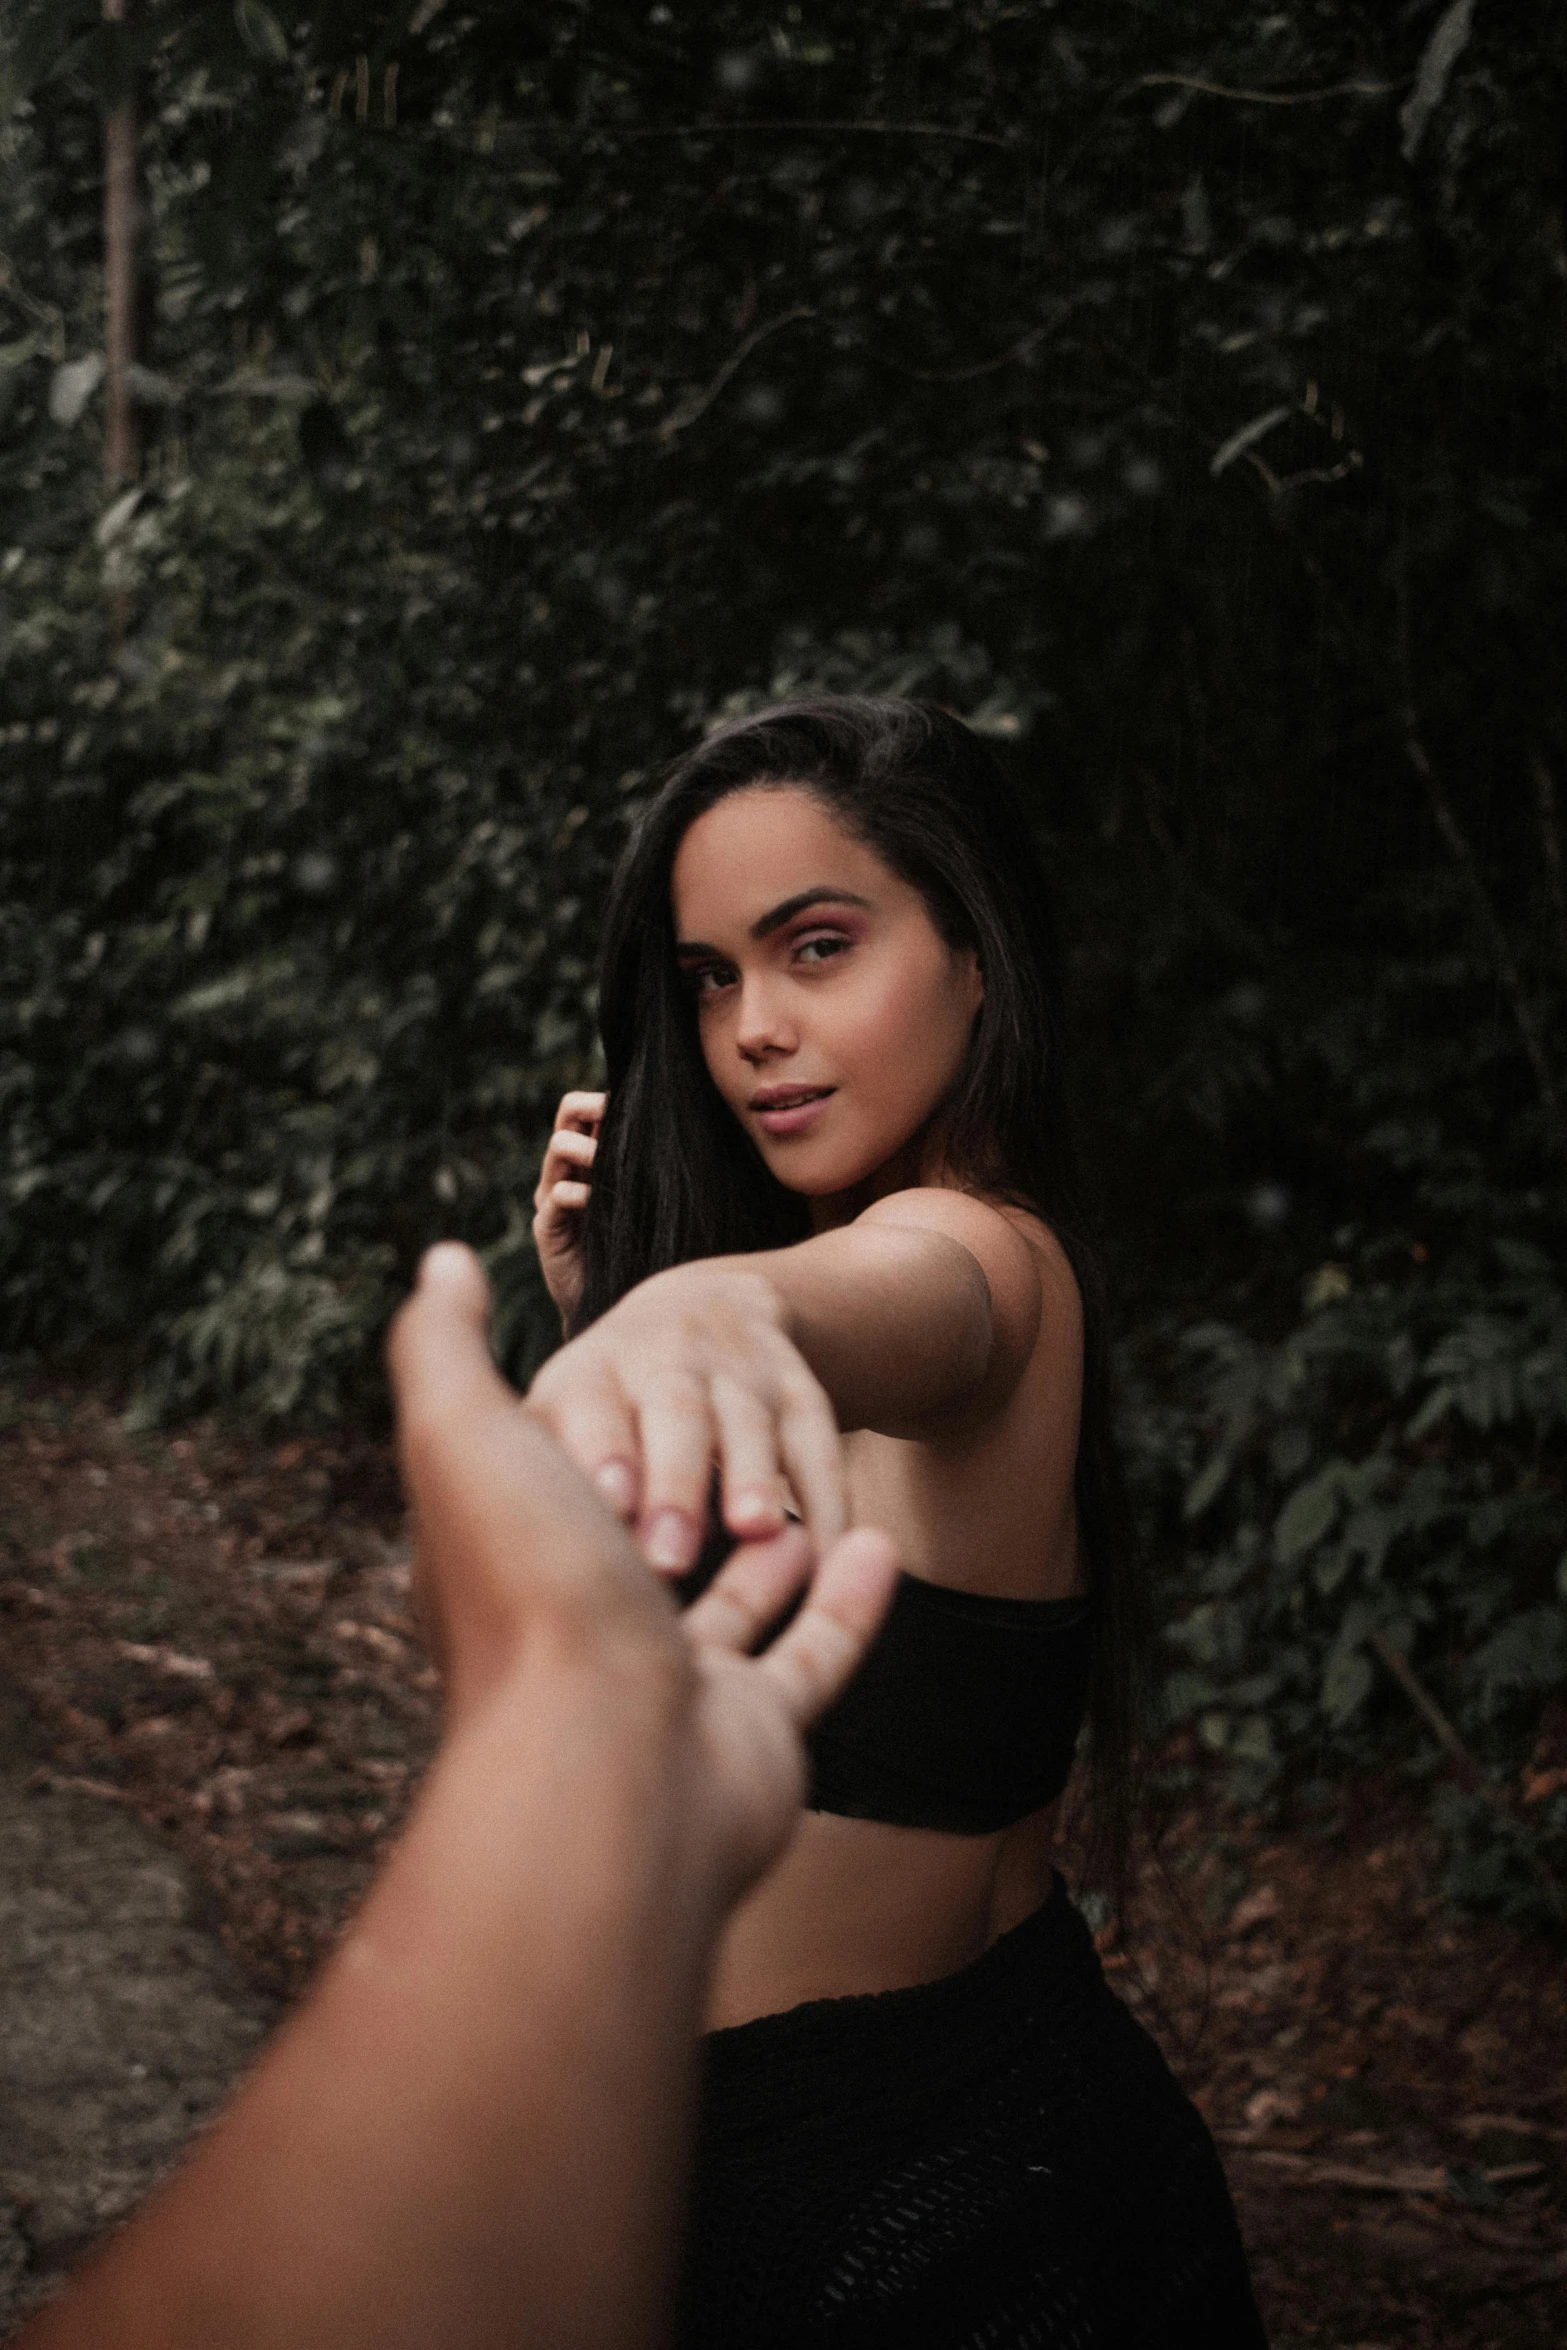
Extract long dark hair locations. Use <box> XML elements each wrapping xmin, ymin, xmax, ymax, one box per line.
<box><xmin>576</xmin><ymin>695</ymin><xmax>1146</xmax><ymax>1876</ymax></box>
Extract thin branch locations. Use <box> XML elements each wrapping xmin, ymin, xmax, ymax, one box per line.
<box><xmin>654</xmin><ymin>306</ymin><xmax>814</xmax><ymax>444</ymax></box>
<box><xmin>0</xmin><ymin>252</ymin><xmax>67</xmax><ymax>355</ymax></box>
<box><xmin>1244</xmin><ymin>504</ymin><xmax>1567</xmax><ymax>1158</ymax></box>
<box><xmin>1401</xmin><ymin>0</ymin><xmax>1476</xmax><ymax>162</ymax></box>
<box><xmin>880</xmin><ymin>322</ymin><xmax>1054</xmax><ymax>386</ymax></box>
<box><xmin>1390</xmin><ymin>561</ymin><xmax>1567</xmax><ymax>1159</ymax></box>
<box><xmin>1372</xmin><ymin>1635</ymin><xmax>1567</xmax><ymax>1908</ymax></box>
<box><xmin>1369</xmin><ymin>1631</ymin><xmax>1566</xmax><ymax>1910</ymax></box>
<box><xmin>604</xmin><ymin>118</ymin><xmax>1008</xmax><ymax>148</ymax></box>
<box><xmin>1243</xmin><ymin>450</ymin><xmax>1364</xmax><ymax>495</ymax></box>
<box><xmin>1531</xmin><ymin>752</ymin><xmax>1567</xmax><ymax>987</ymax></box>
<box><xmin>1137</xmin><ymin>72</ymin><xmax>1400</xmax><ymax>107</ymax></box>
<box><xmin>1207</xmin><ymin>372</ymin><xmax>1566</xmax><ymax>1178</ymax></box>
<box><xmin>1219</xmin><ymin>2142</ymin><xmax>1544</xmax><ymax>2195</ymax></box>
<box><xmin>1398</xmin><ymin>706</ymin><xmax>1567</xmax><ymax>1160</ymax></box>
<box><xmin>1140</xmin><ymin>766</ymin><xmax>1271</xmax><ymax>966</ymax></box>
<box><xmin>1367</xmin><ymin>1632</ymin><xmax>1477</xmax><ymax>1779</ymax></box>
<box><xmin>102</xmin><ymin>0</ymin><xmax>140</xmax><ymax>492</ymax></box>
<box><xmin>27</xmin><ymin>1768</ymin><xmax>133</xmax><ymax>1806</ymax></box>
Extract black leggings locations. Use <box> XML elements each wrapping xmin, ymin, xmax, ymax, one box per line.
<box><xmin>677</xmin><ymin>1877</ymin><xmax>1268</xmax><ymax>2348</ymax></box>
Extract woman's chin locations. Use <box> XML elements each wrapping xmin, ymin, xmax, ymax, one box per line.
<box><xmin>759</xmin><ymin>1143</ymin><xmax>883</xmax><ymax>1202</ymax></box>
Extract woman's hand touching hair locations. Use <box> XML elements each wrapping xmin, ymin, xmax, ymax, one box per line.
<box><xmin>532</xmin><ymin>1090</ymin><xmax>604</xmax><ymax>1328</ymax></box>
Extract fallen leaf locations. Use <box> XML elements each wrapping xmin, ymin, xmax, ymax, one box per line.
<box><xmin>1245</xmin><ymin>2087</ymin><xmax>1304</xmax><ymax>2129</ymax></box>
<box><xmin>1230</xmin><ymin>1883</ymin><xmax>1281</xmax><ymax>1934</ymax></box>
<box><xmin>1458</xmin><ymin>2111</ymin><xmax>1567</xmax><ymax>2143</ymax></box>
<box><xmin>1233</xmin><ymin>2149</ymin><xmax>1544</xmax><ymax>2196</ymax></box>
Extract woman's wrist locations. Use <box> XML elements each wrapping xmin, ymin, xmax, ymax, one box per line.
<box><xmin>642</xmin><ymin>1257</ymin><xmax>793</xmax><ymax>1340</ymax></box>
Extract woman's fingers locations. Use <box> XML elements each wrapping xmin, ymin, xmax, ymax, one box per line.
<box><xmin>754</xmin><ymin>1529</ymin><xmax>901</xmax><ymax>1728</ymax></box>
<box><xmin>533</xmin><ymin>1125</ymin><xmax>596</xmax><ymax>1213</ymax></box>
<box><xmin>634</xmin><ymin>1381</ymin><xmax>717</xmax><ymax>1574</ymax></box>
<box><xmin>776</xmin><ymin>1372</ymin><xmax>850</xmax><ymax>1556</ymax></box>
<box><xmin>548</xmin><ymin>1128</ymin><xmax>597</xmax><ymax>1172</ymax></box>
<box><xmin>711</xmin><ymin>1374</ymin><xmax>789</xmax><ymax>1540</ymax></box>
<box><xmin>526</xmin><ymin>1366</ymin><xmax>641</xmax><ymax>1523</ymax></box>
<box><xmin>554</xmin><ymin>1090</ymin><xmax>606</xmax><ymax>1136</ymax></box>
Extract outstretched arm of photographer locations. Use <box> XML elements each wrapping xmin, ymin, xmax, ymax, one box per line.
<box><xmin>19</xmin><ymin>1245</ymin><xmax>898</xmax><ymax>2350</ymax></box>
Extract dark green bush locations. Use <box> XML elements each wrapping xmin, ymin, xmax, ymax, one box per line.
<box><xmin>1125</xmin><ymin>1238</ymin><xmax>1567</xmax><ymax>1923</ymax></box>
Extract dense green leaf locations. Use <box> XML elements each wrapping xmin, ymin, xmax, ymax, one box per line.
<box><xmin>1321</xmin><ymin>1643</ymin><xmax>1373</xmax><ymax>1728</ymax></box>
<box><xmin>1275</xmin><ymin>1466</ymin><xmax>1347</xmax><ymax>1567</ymax></box>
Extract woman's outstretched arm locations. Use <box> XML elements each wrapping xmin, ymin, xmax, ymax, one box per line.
<box><xmin>527</xmin><ymin>1188</ymin><xmax>1060</xmax><ymax>1576</ymax></box>
<box><xmin>18</xmin><ymin>1245</ymin><xmax>898</xmax><ymax>2350</ymax></box>
<box><xmin>738</xmin><ymin>1188</ymin><xmax>1047</xmax><ymax>1433</ymax></box>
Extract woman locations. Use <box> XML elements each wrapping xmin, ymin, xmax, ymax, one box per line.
<box><xmin>528</xmin><ymin>698</ymin><xmax>1266</xmax><ymax>2347</ymax></box>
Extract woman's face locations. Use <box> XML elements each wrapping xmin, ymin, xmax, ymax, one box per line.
<box><xmin>670</xmin><ymin>786</ymin><xmax>983</xmax><ymax>1212</ymax></box>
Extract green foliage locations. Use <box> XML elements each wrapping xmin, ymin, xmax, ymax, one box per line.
<box><xmin>1</xmin><ymin>1</ymin><xmax>1565</xmax><ymax>1913</ymax></box>
<box><xmin>1125</xmin><ymin>1237</ymin><xmax>1567</xmax><ymax>1924</ymax></box>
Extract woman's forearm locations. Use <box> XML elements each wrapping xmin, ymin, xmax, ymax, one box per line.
<box><xmin>20</xmin><ymin>1642</ymin><xmax>722</xmax><ymax>2350</ymax></box>
<box><xmin>720</xmin><ymin>1220</ymin><xmax>995</xmax><ymax>1433</ymax></box>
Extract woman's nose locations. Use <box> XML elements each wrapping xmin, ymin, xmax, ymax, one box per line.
<box><xmin>735</xmin><ymin>975</ymin><xmax>797</xmax><ymax>1062</ymax></box>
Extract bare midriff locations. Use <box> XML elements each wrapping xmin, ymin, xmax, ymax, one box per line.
<box><xmin>703</xmin><ymin>1798</ymin><xmax>1062</xmax><ymax>2030</ymax></box>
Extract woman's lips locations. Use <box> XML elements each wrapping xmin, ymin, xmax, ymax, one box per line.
<box><xmin>751</xmin><ymin>1086</ymin><xmax>835</xmax><ymax>1137</ymax></box>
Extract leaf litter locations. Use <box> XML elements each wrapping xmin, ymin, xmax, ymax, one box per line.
<box><xmin>1</xmin><ymin>1376</ymin><xmax>1562</xmax><ymax>2346</ymax></box>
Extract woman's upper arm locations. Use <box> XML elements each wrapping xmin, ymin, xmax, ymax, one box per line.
<box><xmin>854</xmin><ymin>1189</ymin><xmax>1054</xmax><ymax>1407</ymax></box>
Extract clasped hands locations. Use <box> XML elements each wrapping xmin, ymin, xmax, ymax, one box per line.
<box><xmin>394</xmin><ymin>1243</ymin><xmax>894</xmax><ymax>1900</ymax></box>
<box><xmin>525</xmin><ymin>1258</ymin><xmax>844</xmax><ymax>1577</ymax></box>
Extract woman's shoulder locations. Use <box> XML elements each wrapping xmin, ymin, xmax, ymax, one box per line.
<box><xmin>993</xmin><ymin>1202</ymin><xmax>1084</xmax><ymax>1320</ymax></box>
<box><xmin>857</xmin><ymin>1185</ymin><xmax>1077</xmax><ymax>1276</ymax></box>
<box><xmin>854</xmin><ymin>1188</ymin><xmax>1080</xmax><ymax>1357</ymax></box>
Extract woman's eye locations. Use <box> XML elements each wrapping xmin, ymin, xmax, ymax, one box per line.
<box><xmin>794</xmin><ymin>932</ymin><xmax>850</xmax><ymax>966</ymax></box>
<box><xmin>686</xmin><ymin>963</ymin><xmax>735</xmax><ymax>997</ymax></box>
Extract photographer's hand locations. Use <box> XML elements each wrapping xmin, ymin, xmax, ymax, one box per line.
<box><xmin>21</xmin><ymin>1245</ymin><xmax>896</xmax><ymax>2350</ymax></box>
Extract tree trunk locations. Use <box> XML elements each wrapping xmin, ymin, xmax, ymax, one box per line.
<box><xmin>103</xmin><ymin>0</ymin><xmax>139</xmax><ymax>491</ymax></box>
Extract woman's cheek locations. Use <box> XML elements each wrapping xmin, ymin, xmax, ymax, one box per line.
<box><xmin>698</xmin><ymin>1019</ymin><xmax>741</xmax><ymax>1112</ymax></box>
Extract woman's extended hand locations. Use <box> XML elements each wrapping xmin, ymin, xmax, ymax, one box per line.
<box><xmin>525</xmin><ymin>1261</ymin><xmax>848</xmax><ymax>1577</ymax></box>
<box><xmin>532</xmin><ymin>1089</ymin><xmax>604</xmax><ymax>1327</ymax></box>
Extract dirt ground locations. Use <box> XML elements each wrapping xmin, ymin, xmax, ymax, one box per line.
<box><xmin>0</xmin><ymin>1677</ymin><xmax>272</xmax><ymax>2329</ymax></box>
<box><xmin>0</xmin><ymin>1375</ymin><xmax>1563</xmax><ymax>2345</ymax></box>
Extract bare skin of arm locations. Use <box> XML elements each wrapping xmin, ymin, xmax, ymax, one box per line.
<box><xmin>527</xmin><ymin>1186</ymin><xmax>1055</xmax><ymax>1575</ymax></box>
<box><xmin>19</xmin><ymin>1246</ymin><xmax>898</xmax><ymax>2350</ymax></box>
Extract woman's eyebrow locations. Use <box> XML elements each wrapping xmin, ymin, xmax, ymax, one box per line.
<box><xmin>675</xmin><ymin>886</ymin><xmax>874</xmax><ymax>959</ymax></box>
<box><xmin>750</xmin><ymin>886</ymin><xmax>874</xmax><ymax>940</ymax></box>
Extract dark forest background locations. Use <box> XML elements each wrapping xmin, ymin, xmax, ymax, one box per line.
<box><xmin>2</xmin><ymin>0</ymin><xmax>1564</xmax><ymax>1921</ymax></box>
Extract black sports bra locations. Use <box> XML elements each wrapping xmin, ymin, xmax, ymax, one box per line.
<box><xmin>677</xmin><ymin>1533</ymin><xmax>1093</xmax><ymax>1836</ymax></box>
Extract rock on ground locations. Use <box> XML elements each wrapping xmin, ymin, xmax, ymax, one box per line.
<box><xmin>0</xmin><ymin>1679</ymin><xmax>273</xmax><ymax>2333</ymax></box>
